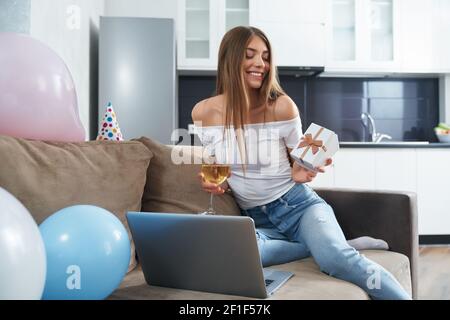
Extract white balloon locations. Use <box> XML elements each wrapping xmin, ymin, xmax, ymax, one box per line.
<box><xmin>0</xmin><ymin>187</ymin><xmax>46</xmax><ymax>299</ymax></box>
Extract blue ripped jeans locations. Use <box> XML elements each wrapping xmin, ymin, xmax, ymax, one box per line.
<box><xmin>241</xmin><ymin>183</ymin><xmax>411</xmax><ymax>300</ymax></box>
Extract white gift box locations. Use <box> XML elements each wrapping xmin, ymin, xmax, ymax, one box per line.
<box><xmin>290</xmin><ymin>123</ymin><xmax>339</xmax><ymax>172</ymax></box>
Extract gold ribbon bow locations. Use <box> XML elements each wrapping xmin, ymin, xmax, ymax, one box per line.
<box><xmin>299</xmin><ymin>128</ymin><xmax>328</xmax><ymax>159</ymax></box>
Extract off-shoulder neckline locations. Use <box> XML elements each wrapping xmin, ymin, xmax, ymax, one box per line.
<box><xmin>196</xmin><ymin>116</ymin><xmax>300</xmax><ymax>129</ymax></box>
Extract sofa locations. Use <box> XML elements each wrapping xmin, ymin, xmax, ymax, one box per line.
<box><xmin>0</xmin><ymin>134</ymin><xmax>418</xmax><ymax>300</ymax></box>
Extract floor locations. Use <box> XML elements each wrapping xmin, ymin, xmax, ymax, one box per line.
<box><xmin>418</xmin><ymin>246</ymin><xmax>450</xmax><ymax>300</ymax></box>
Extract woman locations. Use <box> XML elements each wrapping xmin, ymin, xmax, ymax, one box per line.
<box><xmin>192</xmin><ymin>26</ymin><xmax>410</xmax><ymax>300</ymax></box>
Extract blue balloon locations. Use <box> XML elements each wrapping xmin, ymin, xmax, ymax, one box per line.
<box><xmin>39</xmin><ymin>205</ymin><xmax>130</xmax><ymax>300</ymax></box>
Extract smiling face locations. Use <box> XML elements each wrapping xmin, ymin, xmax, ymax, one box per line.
<box><xmin>242</xmin><ymin>35</ymin><xmax>270</xmax><ymax>90</ymax></box>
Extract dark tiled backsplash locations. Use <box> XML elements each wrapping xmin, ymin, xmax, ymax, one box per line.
<box><xmin>306</xmin><ymin>97</ymin><xmax>367</xmax><ymax>120</ymax></box>
<box><xmin>369</xmin><ymin>98</ymin><xmax>429</xmax><ymax>120</ymax></box>
<box><xmin>179</xmin><ymin>76</ymin><xmax>439</xmax><ymax>142</ymax></box>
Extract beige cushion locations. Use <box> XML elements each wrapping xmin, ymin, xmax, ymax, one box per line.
<box><xmin>136</xmin><ymin>137</ymin><xmax>241</xmax><ymax>216</ymax></box>
<box><xmin>0</xmin><ymin>135</ymin><xmax>153</xmax><ymax>272</ymax></box>
<box><xmin>109</xmin><ymin>250</ymin><xmax>411</xmax><ymax>300</ymax></box>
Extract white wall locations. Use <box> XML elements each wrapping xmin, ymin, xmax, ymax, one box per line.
<box><xmin>30</xmin><ymin>0</ymin><xmax>105</xmax><ymax>140</ymax></box>
<box><xmin>0</xmin><ymin>0</ymin><xmax>31</xmax><ymax>33</ymax></box>
<box><xmin>104</xmin><ymin>0</ymin><xmax>177</xmax><ymax>19</ymax></box>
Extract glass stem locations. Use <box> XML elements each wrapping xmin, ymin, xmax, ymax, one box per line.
<box><xmin>208</xmin><ymin>193</ymin><xmax>214</xmax><ymax>214</ymax></box>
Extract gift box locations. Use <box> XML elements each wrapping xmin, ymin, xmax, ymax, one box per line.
<box><xmin>290</xmin><ymin>123</ymin><xmax>339</xmax><ymax>172</ymax></box>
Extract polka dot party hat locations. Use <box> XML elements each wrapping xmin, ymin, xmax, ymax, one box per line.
<box><xmin>97</xmin><ymin>102</ymin><xmax>124</xmax><ymax>141</ymax></box>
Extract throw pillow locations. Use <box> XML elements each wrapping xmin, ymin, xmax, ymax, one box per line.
<box><xmin>0</xmin><ymin>135</ymin><xmax>153</xmax><ymax>272</ymax></box>
<box><xmin>136</xmin><ymin>137</ymin><xmax>241</xmax><ymax>216</ymax></box>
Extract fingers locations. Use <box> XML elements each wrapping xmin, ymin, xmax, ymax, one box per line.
<box><xmin>207</xmin><ymin>187</ymin><xmax>226</xmax><ymax>195</ymax></box>
<box><xmin>304</xmin><ymin>173</ymin><xmax>315</xmax><ymax>183</ymax></box>
<box><xmin>304</xmin><ymin>169</ymin><xmax>317</xmax><ymax>182</ymax></box>
<box><xmin>302</xmin><ymin>166</ymin><xmax>318</xmax><ymax>177</ymax></box>
<box><xmin>307</xmin><ymin>171</ymin><xmax>317</xmax><ymax>179</ymax></box>
<box><xmin>314</xmin><ymin>159</ymin><xmax>332</xmax><ymax>173</ymax></box>
<box><xmin>198</xmin><ymin>172</ymin><xmax>207</xmax><ymax>185</ymax></box>
<box><xmin>198</xmin><ymin>172</ymin><xmax>225</xmax><ymax>194</ymax></box>
<box><xmin>315</xmin><ymin>166</ymin><xmax>326</xmax><ymax>173</ymax></box>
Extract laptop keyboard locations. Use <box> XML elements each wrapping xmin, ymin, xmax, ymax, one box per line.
<box><xmin>265</xmin><ymin>279</ymin><xmax>274</xmax><ymax>287</ymax></box>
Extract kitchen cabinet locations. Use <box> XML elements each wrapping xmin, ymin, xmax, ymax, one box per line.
<box><xmin>325</xmin><ymin>0</ymin><xmax>402</xmax><ymax>73</ymax></box>
<box><xmin>178</xmin><ymin>0</ymin><xmax>249</xmax><ymax>70</ymax></box>
<box><xmin>309</xmin><ymin>147</ymin><xmax>450</xmax><ymax>236</ymax></box>
<box><xmin>250</xmin><ymin>0</ymin><xmax>326</xmax><ymax>24</ymax></box>
<box><xmin>333</xmin><ymin>149</ymin><xmax>376</xmax><ymax>189</ymax></box>
<box><xmin>177</xmin><ymin>0</ymin><xmax>219</xmax><ymax>69</ymax></box>
<box><xmin>249</xmin><ymin>0</ymin><xmax>326</xmax><ymax>67</ymax></box>
<box><xmin>398</xmin><ymin>0</ymin><xmax>434</xmax><ymax>72</ymax></box>
<box><xmin>328</xmin><ymin>149</ymin><xmax>415</xmax><ymax>192</ymax></box>
<box><xmin>221</xmin><ymin>0</ymin><xmax>250</xmax><ymax>32</ymax></box>
<box><xmin>399</xmin><ymin>0</ymin><xmax>450</xmax><ymax>73</ymax></box>
<box><xmin>309</xmin><ymin>149</ymin><xmax>375</xmax><ymax>189</ymax></box>
<box><xmin>432</xmin><ymin>0</ymin><xmax>450</xmax><ymax>72</ymax></box>
<box><xmin>178</xmin><ymin>0</ymin><xmax>327</xmax><ymax>69</ymax></box>
<box><xmin>374</xmin><ymin>149</ymin><xmax>416</xmax><ymax>192</ymax></box>
<box><xmin>177</xmin><ymin>0</ymin><xmax>450</xmax><ymax>72</ymax></box>
<box><xmin>306</xmin><ymin>161</ymin><xmax>335</xmax><ymax>189</ymax></box>
<box><xmin>416</xmin><ymin>149</ymin><xmax>450</xmax><ymax>235</ymax></box>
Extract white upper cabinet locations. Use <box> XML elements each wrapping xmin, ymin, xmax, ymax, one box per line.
<box><xmin>217</xmin><ymin>0</ymin><xmax>250</xmax><ymax>48</ymax></box>
<box><xmin>399</xmin><ymin>0</ymin><xmax>435</xmax><ymax>73</ymax></box>
<box><xmin>250</xmin><ymin>0</ymin><xmax>326</xmax><ymax>24</ymax></box>
<box><xmin>326</xmin><ymin>0</ymin><xmax>402</xmax><ymax>73</ymax></box>
<box><xmin>178</xmin><ymin>0</ymin><xmax>250</xmax><ymax>70</ymax></box>
<box><xmin>177</xmin><ymin>0</ymin><xmax>219</xmax><ymax>69</ymax></box>
<box><xmin>177</xmin><ymin>0</ymin><xmax>450</xmax><ymax>72</ymax></box>
<box><xmin>399</xmin><ymin>0</ymin><xmax>450</xmax><ymax>73</ymax></box>
<box><xmin>433</xmin><ymin>0</ymin><xmax>450</xmax><ymax>72</ymax></box>
<box><xmin>223</xmin><ymin>0</ymin><xmax>249</xmax><ymax>31</ymax></box>
<box><xmin>249</xmin><ymin>0</ymin><xmax>327</xmax><ymax>67</ymax></box>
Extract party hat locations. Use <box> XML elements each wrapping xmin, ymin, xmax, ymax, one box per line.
<box><xmin>97</xmin><ymin>102</ymin><xmax>124</xmax><ymax>141</ymax></box>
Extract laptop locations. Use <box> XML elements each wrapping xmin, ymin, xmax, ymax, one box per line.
<box><xmin>127</xmin><ymin>212</ymin><xmax>294</xmax><ymax>299</ymax></box>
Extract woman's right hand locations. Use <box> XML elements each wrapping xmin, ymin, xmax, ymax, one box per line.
<box><xmin>197</xmin><ymin>172</ymin><xmax>231</xmax><ymax>195</ymax></box>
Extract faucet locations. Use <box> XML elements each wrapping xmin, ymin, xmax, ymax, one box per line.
<box><xmin>361</xmin><ymin>112</ymin><xmax>392</xmax><ymax>143</ymax></box>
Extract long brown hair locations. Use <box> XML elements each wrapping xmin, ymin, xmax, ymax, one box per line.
<box><xmin>216</xmin><ymin>26</ymin><xmax>285</xmax><ymax>166</ymax></box>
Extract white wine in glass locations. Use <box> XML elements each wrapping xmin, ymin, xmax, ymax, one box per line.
<box><xmin>200</xmin><ymin>164</ymin><xmax>231</xmax><ymax>215</ymax></box>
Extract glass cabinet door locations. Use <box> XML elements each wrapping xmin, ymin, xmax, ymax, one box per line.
<box><xmin>179</xmin><ymin>0</ymin><xmax>249</xmax><ymax>69</ymax></box>
<box><xmin>328</xmin><ymin>0</ymin><xmax>398</xmax><ymax>69</ymax></box>
<box><xmin>225</xmin><ymin>0</ymin><xmax>249</xmax><ymax>31</ymax></box>
<box><xmin>370</xmin><ymin>0</ymin><xmax>393</xmax><ymax>61</ymax></box>
<box><xmin>185</xmin><ymin>0</ymin><xmax>210</xmax><ymax>59</ymax></box>
<box><xmin>331</xmin><ymin>0</ymin><xmax>356</xmax><ymax>61</ymax></box>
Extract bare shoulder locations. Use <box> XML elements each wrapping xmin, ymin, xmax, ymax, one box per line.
<box><xmin>191</xmin><ymin>95</ymin><xmax>224</xmax><ymax>126</ymax></box>
<box><xmin>191</xmin><ymin>98</ymin><xmax>208</xmax><ymax>122</ymax></box>
<box><xmin>272</xmin><ymin>95</ymin><xmax>300</xmax><ymax>122</ymax></box>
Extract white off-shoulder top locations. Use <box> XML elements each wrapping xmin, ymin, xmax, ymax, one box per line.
<box><xmin>196</xmin><ymin>116</ymin><xmax>303</xmax><ymax>209</ymax></box>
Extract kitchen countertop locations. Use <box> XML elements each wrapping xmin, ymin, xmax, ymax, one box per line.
<box><xmin>340</xmin><ymin>142</ymin><xmax>450</xmax><ymax>148</ymax></box>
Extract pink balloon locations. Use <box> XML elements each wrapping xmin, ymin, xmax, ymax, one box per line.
<box><xmin>0</xmin><ymin>33</ymin><xmax>85</xmax><ymax>141</ymax></box>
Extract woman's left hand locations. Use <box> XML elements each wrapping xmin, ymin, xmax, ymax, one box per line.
<box><xmin>292</xmin><ymin>158</ymin><xmax>333</xmax><ymax>183</ymax></box>
<box><xmin>314</xmin><ymin>158</ymin><xmax>333</xmax><ymax>173</ymax></box>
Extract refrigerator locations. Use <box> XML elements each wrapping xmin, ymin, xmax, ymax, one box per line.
<box><xmin>99</xmin><ymin>17</ymin><xmax>177</xmax><ymax>144</ymax></box>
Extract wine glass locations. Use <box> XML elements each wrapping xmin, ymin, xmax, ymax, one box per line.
<box><xmin>200</xmin><ymin>140</ymin><xmax>230</xmax><ymax>215</ymax></box>
<box><xmin>200</xmin><ymin>162</ymin><xmax>231</xmax><ymax>215</ymax></box>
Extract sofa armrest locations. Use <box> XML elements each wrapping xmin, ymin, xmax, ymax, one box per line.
<box><xmin>314</xmin><ymin>187</ymin><xmax>419</xmax><ymax>299</ymax></box>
